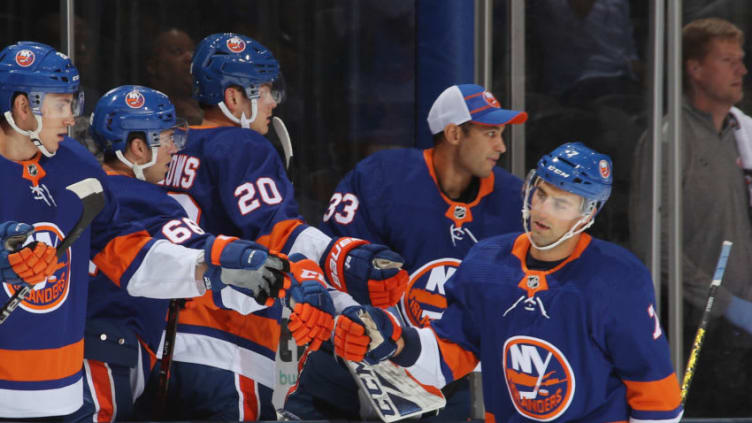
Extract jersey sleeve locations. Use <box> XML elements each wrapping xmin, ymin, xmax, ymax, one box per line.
<box><xmin>598</xmin><ymin>265</ymin><xmax>683</xmax><ymax>421</ymax></box>
<box><xmin>207</xmin><ymin>131</ymin><xmax>309</xmax><ymax>253</ymax></box>
<box><xmin>318</xmin><ymin>156</ymin><xmax>387</xmax><ymax>244</ymax></box>
<box><xmin>86</xmin><ymin>179</ymin><xmax>205</xmax><ymax>303</ymax></box>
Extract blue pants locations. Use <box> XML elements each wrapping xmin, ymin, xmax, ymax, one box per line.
<box><xmin>136</xmin><ymin>360</ymin><xmax>275</xmax><ymax>421</ymax></box>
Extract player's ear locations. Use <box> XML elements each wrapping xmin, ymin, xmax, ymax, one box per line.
<box><xmin>10</xmin><ymin>94</ymin><xmax>33</xmax><ymax>126</ymax></box>
<box><xmin>127</xmin><ymin>137</ymin><xmax>150</xmax><ymax>164</ymax></box>
<box><xmin>443</xmin><ymin>123</ymin><xmax>462</xmax><ymax>146</ymax></box>
<box><xmin>223</xmin><ymin>87</ymin><xmax>242</xmax><ymax>110</ymax></box>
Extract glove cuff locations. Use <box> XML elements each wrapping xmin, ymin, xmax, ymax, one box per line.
<box><xmin>204</xmin><ymin>234</ymin><xmax>240</xmax><ymax>266</ymax></box>
<box><xmin>320</xmin><ymin>237</ymin><xmax>368</xmax><ymax>292</ymax></box>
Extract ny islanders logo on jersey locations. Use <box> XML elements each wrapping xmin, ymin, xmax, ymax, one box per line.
<box><xmin>402</xmin><ymin>258</ymin><xmax>460</xmax><ymax>327</ymax></box>
<box><xmin>226</xmin><ymin>36</ymin><xmax>246</xmax><ymax>53</ymax></box>
<box><xmin>125</xmin><ymin>90</ymin><xmax>146</xmax><ymax>108</ymax></box>
<box><xmin>15</xmin><ymin>49</ymin><xmax>35</xmax><ymax>67</ymax></box>
<box><xmin>2</xmin><ymin>223</ymin><xmax>71</xmax><ymax>314</ymax></box>
<box><xmin>503</xmin><ymin>336</ymin><xmax>575</xmax><ymax>421</ymax></box>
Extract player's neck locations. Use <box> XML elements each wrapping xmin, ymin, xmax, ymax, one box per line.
<box><xmin>202</xmin><ymin>108</ymin><xmax>238</xmax><ymax>128</ymax></box>
<box><xmin>0</xmin><ymin>131</ymin><xmax>36</xmax><ymax>161</ymax></box>
<box><xmin>104</xmin><ymin>160</ymin><xmax>135</xmax><ymax>178</ymax></box>
<box><xmin>432</xmin><ymin>146</ymin><xmax>473</xmax><ymax>200</ymax></box>
<box><xmin>529</xmin><ymin>234</ymin><xmax>580</xmax><ymax>262</ymax></box>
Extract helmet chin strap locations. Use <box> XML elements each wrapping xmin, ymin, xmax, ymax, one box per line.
<box><xmin>4</xmin><ymin>111</ymin><xmax>53</xmax><ymax>157</ymax></box>
<box><xmin>115</xmin><ymin>147</ymin><xmax>158</xmax><ymax>181</ymax></box>
<box><xmin>218</xmin><ymin>98</ymin><xmax>258</xmax><ymax>129</ymax></box>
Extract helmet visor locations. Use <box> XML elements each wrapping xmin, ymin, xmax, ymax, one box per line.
<box><xmin>35</xmin><ymin>91</ymin><xmax>84</xmax><ymax>118</ymax></box>
<box><xmin>524</xmin><ymin>171</ymin><xmax>586</xmax><ymax>221</ymax></box>
<box><xmin>243</xmin><ymin>73</ymin><xmax>286</xmax><ymax>105</ymax></box>
<box><xmin>160</xmin><ymin>118</ymin><xmax>189</xmax><ymax>150</ymax></box>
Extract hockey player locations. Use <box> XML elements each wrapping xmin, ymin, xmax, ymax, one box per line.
<box><xmin>285</xmin><ymin>83</ymin><xmax>528</xmax><ymax>420</ymax></box>
<box><xmin>0</xmin><ymin>42</ymin><xmax>286</xmax><ymax>420</ymax></box>
<box><xmin>333</xmin><ymin>143</ymin><xmax>684</xmax><ymax>422</ymax></box>
<box><xmin>156</xmin><ymin>33</ymin><xmax>408</xmax><ymax>420</ymax></box>
<box><xmin>74</xmin><ymin>85</ymin><xmax>334</xmax><ymax>422</ymax></box>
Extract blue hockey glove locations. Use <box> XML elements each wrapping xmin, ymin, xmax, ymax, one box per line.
<box><xmin>203</xmin><ymin>235</ymin><xmax>289</xmax><ymax>305</ymax></box>
<box><xmin>320</xmin><ymin>237</ymin><xmax>408</xmax><ymax>308</ymax></box>
<box><xmin>333</xmin><ymin>305</ymin><xmax>402</xmax><ymax>364</ymax></box>
<box><xmin>285</xmin><ymin>254</ymin><xmax>335</xmax><ymax>351</ymax></box>
<box><xmin>0</xmin><ymin>221</ymin><xmax>58</xmax><ymax>285</ymax></box>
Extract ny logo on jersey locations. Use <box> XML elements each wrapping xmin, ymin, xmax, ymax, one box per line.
<box><xmin>503</xmin><ymin>336</ymin><xmax>575</xmax><ymax>420</ymax></box>
<box><xmin>404</xmin><ymin>258</ymin><xmax>460</xmax><ymax>327</ymax></box>
<box><xmin>29</xmin><ymin>183</ymin><xmax>57</xmax><ymax>207</ymax></box>
<box><xmin>449</xmin><ymin>224</ymin><xmax>478</xmax><ymax>247</ymax></box>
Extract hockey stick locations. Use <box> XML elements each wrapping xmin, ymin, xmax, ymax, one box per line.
<box><xmin>272</xmin><ymin>117</ymin><xmax>293</xmax><ymax>170</ymax></box>
<box><xmin>0</xmin><ymin>178</ymin><xmax>104</xmax><ymax>325</ymax></box>
<box><xmin>155</xmin><ymin>298</ymin><xmax>184</xmax><ymax>418</ymax></box>
<box><xmin>344</xmin><ymin>311</ymin><xmax>446</xmax><ymax>422</ymax></box>
<box><xmin>680</xmin><ymin>240</ymin><xmax>733</xmax><ymax>403</ymax></box>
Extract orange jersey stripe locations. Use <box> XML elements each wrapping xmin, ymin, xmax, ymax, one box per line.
<box><xmin>238</xmin><ymin>374</ymin><xmax>259</xmax><ymax>420</ymax></box>
<box><xmin>256</xmin><ymin>219</ymin><xmax>304</xmax><ymax>252</ymax></box>
<box><xmin>92</xmin><ymin>230</ymin><xmax>152</xmax><ymax>287</ymax></box>
<box><xmin>433</xmin><ymin>328</ymin><xmax>478</xmax><ymax>381</ymax></box>
<box><xmin>178</xmin><ymin>293</ymin><xmax>280</xmax><ymax>352</ymax></box>
<box><xmin>624</xmin><ymin>372</ymin><xmax>682</xmax><ymax>411</ymax></box>
<box><xmin>0</xmin><ymin>339</ymin><xmax>83</xmax><ymax>381</ymax></box>
<box><xmin>88</xmin><ymin>360</ymin><xmax>115</xmax><ymax>422</ymax></box>
<box><xmin>485</xmin><ymin>411</ymin><xmax>496</xmax><ymax>423</ymax></box>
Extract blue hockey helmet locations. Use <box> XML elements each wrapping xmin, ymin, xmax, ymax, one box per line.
<box><xmin>90</xmin><ymin>85</ymin><xmax>187</xmax><ymax>180</ymax></box>
<box><xmin>534</xmin><ymin>142</ymin><xmax>612</xmax><ymax>213</ymax></box>
<box><xmin>0</xmin><ymin>41</ymin><xmax>84</xmax><ymax>156</ymax></box>
<box><xmin>191</xmin><ymin>33</ymin><xmax>284</xmax><ymax>106</ymax></box>
<box><xmin>0</xmin><ymin>41</ymin><xmax>83</xmax><ymax>117</ymax></box>
<box><xmin>522</xmin><ymin>142</ymin><xmax>613</xmax><ymax>250</ymax></box>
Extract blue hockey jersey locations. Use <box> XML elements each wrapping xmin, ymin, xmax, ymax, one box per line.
<box><xmin>0</xmin><ymin>138</ymin><xmax>159</xmax><ymax>417</ymax></box>
<box><xmin>404</xmin><ymin>233</ymin><xmax>683</xmax><ymax>422</ymax></box>
<box><xmin>160</xmin><ymin>125</ymin><xmax>317</xmax><ymax>388</ymax></box>
<box><xmin>286</xmin><ymin>148</ymin><xmax>523</xmax><ymax>418</ymax></box>
<box><xmin>320</xmin><ymin>148</ymin><xmax>524</xmax><ymax>327</ymax></box>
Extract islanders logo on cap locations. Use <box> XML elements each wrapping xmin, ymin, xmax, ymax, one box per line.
<box><xmin>482</xmin><ymin>91</ymin><xmax>500</xmax><ymax>108</ymax></box>
<box><xmin>226</xmin><ymin>36</ymin><xmax>246</xmax><ymax>53</ymax></box>
<box><xmin>402</xmin><ymin>258</ymin><xmax>461</xmax><ymax>327</ymax></box>
<box><xmin>598</xmin><ymin>159</ymin><xmax>610</xmax><ymax>179</ymax></box>
<box><xmin>125</xmin><ymin>90</ymin><xmax>145</xmax><ymax>108</ymax></box>
<box><xmin>503</xmin><ymin>336</ymin><xmax>575</xmax><ymax>421</ymax></box>
<box><xmin>2</xmin><ymin>222</ymin><xmax>72</xmax><ymax>314</ymax></box>
<box><xmin>15</xmin><ymin>49</ymin><xmax>35</xmax><ymax>67</ymax></box>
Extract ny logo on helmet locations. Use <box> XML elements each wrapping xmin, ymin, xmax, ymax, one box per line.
<box><xmin>15</xmin><ymin>49</ymin><xmax>35</xmax><ymax>67</ymax></box>
<box><xmin>125</xmin><ymin>90</ymin><xmax>145</xmax><ymax>109</ymax></box>
<box><xmin>226</xmin><ymin>37</ymin><xmax>246</xmax><ymax>53</ymax></box>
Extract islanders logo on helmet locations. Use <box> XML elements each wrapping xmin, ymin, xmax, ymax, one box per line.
<box><xmin>226</xmin><ymin>36</ymin><xmax>246</xmax><ymax>53</ymax></box>
<box><xmin>503</xmin><ymin>336</ymin><xmax>575</xmax><ymax>421</ymax></box>
<box><xmin>2</xmin><ymin>223</ymin><xmax>72</xmax><ymax>314</ymax></box>
<box><xmin>598</xmin><ymin>159</ymin><xmax>610</xmax><ymax>179</ymax></box>
<box><xmin>15</xmin><ymin>49</ymin><xmax>35</xmax><ymax>67</ymax></box>
<box><xmin>401</xmin><ymin>258</ymin><xmax>461</xmax><ymax>327</ymax></box>
<box><xmin>125</xmin><ymin>90</ymin><xmax>146</xmax><ymax>108</ymax></box>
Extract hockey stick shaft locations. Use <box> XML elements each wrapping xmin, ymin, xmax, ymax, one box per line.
<box><xmin>680</xmin><ymin>240</ymin><xmax>733</xmax><ymax>403</ymax></box>
<box><xmin>0</xmin><ymin>178</ymin><xmax>104</xmax><ymax>324</ymax></box>
<box><xmin>155</xmin><ymin>298</ymin><xmax>183</xmax><ymax>417</ymax></box>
